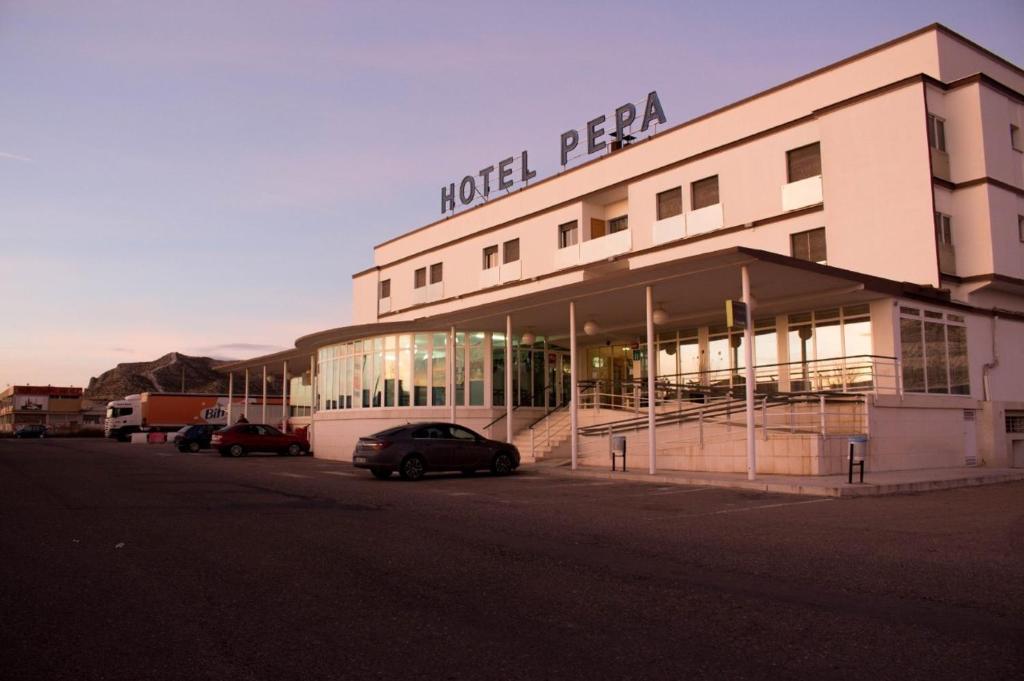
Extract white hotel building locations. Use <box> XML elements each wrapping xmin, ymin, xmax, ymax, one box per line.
<box><xmin>221</xmin><ymin>24</ymin><xmax>1024</xmax><ymax>474</ymax></box>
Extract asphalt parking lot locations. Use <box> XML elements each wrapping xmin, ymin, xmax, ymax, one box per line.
<box><xmin>1</xmin><ymin>437</ymin><xmax>1022</xmax><ymax>680</ymax></box>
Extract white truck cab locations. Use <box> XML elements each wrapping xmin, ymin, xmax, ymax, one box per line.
<box><xmin>104</xmin><ymin>395</ymin><xmax>142</xmax><ymax>440</ymax></box>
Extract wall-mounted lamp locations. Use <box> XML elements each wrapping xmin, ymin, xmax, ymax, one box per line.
<box><xmin>652</xmin><ymin>304</ymin><xmax>669</xmax><ymax>326</ymax></box>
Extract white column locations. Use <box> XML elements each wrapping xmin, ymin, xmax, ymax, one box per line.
<box><xmin>506</xmin><ymin>315</ymin><xmax>513</xmax><ymax>443</ymax></box>
<box><xmin>646</xmin><ymin>286</ymin><xmax>657</xmax><ymax>475</ymax></box>
<box><xmin>742</xmin><ymin>265</ymin><xmax>756</xmax><ymax>481</ymax></box>
<box><xmin>227</xmin><ymin>372</ymin><xmax>234</xmax><ymax>425</ymax></box>
<box><xmin>569</xmin><ymin>301</ymin><xmax>578</xmax><ymax>470</ymax></box>
<box><xmin>262</xmin><ymin>365</ymin><xmax>268</xmax><ymax>423</ymax></box>
<box><xmin>449</xmin><ymin>326</ymin><xmax>456</xmax><ymax>423</ymax></box>
<box><xmin>282</xmin><ymin>360</ymin><xmax>289</xmax><ymax>431</ymax></box>
<box><xmin>244</xmin><ymin>368</ymin><xmax>250</xmax><ymax>419</ymax></box>
<box><xmin>310</xmin><ymin>353</ymin><xmax>316</xmax><ymax>414</ymax></box>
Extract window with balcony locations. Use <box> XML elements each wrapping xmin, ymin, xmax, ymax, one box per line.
<box><xmin>608</xmin><ymin>215</ymin><xmax>628</xmax><ymax>234</ymax></box>
<box><xmin>414</xmin><ymin>268</ymin><xmax>426</xmax><ymax>288</ymax></box>
<box><xmin>790</xmin><ymin>227</ymin><xmax>827</xmax><ymax>264</ymax></box>
<box><xmin>379</xmin><ymin>279</ymin><xmax>390</xmax><ymax>299</ymax></box>
<box><xmin>691</xmin><ymin>175</ymin><xmax>719</xmax><ymax>210</ymax></box>
<box><xmin>482</xmin><ymin>245</ymin><xmax>498</xmax><ymax>269</ymax></box>
<box><xmin>927</xmin><ymin>114</ymin><xmax>946</xmax><ymax>152</ymax></box>
<box><xmin>786</xmin><ymin>143</ymin><xmax>821</xmax><ymax>183</ymax></box>
<box><xmin>934</xmin><ymin>212</ymin><xmax>955</xmax><ymax>274</ymax></box>
<box><xmin>934</xmin><ymin>212</ymin><xmax>952</xmax><ymax>245</ymax></box>
<box><xmin>558</xmin><ymin>220</ymin><xmax>578</xmax><ymax>248</ymax></box>
<box><xmin>429</xmin><ymin>263</ymin><xmax>443</xmax><ymax>284</ymax></box>
<box><xmin>656</xmin><ymin>187</ymin><xmax>682</xmax><ymax>220</ymax></box>
<box><xmin>503</xmin><ymin>238</ymin><xmax>520</xmax><ymax>263</ymax></box>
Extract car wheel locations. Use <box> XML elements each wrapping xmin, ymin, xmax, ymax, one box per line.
<box><xmin>188</xmin><ymin>441</ymin><xmax>201</xmax><ymax>453</ymax></box>
<box><xmin>287</xmin><ymin>443</ymin><xmax>302</xmax><ymax>457</ymax></box>
<box><xmin>228</xmin><ymin>444</ymin><xmax>245</xmax><ymax>458</ymax></box>
<box><xmin>491</xmin><ymin>452</ymin><xmax>514</xmax><ymax>476</ymax></box>
<box><xmin>370</xmin><ymin>467</ymin><xmax>391</xmax><ymax>480</ymax></box>
<box><xmin>398</xmin><ymin>455</ymin><xmax>425</xmax><ymax>481</ymax></box>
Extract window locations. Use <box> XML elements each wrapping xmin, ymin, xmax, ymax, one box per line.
<box><xmin>1019</xmin><ymin>215</ymin><xmax>1024</xmax><ymax>243</ymax></box>
<box><xmin>656</xmin><ymin>187</ymin><xmax>682</xmax><ymax>220</ymax></box>
<box><xmin>691</xmin><ymin>175</ymin><xmax>719</xmax><ymax>209</ymax></box>
<box><xmin>558</xmin><ymin>220</ymin><xmax>578</xmax><ymax>248</ymax></box>
<box><xmin>1010</xmin><ymin>124</ymin><xmax>1021</xmax><ymax>152</ymax></box>
<box><xmin>899</xmin><ymin>306</ymin><xmax>969</xmax><ymax>395</ymax></box>
<box><xmin>608</xmin><ymin>215</ymin><xmax>628</xmax><ymax>233</ymax></box>
<box><xmin>482</xmin><ymin>245</ymin><xmax>498</xmax><ymax>269</ymax></box>
<box><xmin>790</xmin><ymin>227</ymin><xmax>827</xmax><ymax>264</ymax></box>
<box><xmin>934</xmin><ymin>212</ymin><xmax>952</xmax><ymax>245</ymax></box>
<box><xmin>927</xmin><ymin>114</ymin><xmax>946</xmax><ymax>152</ymax></box>
<box><xmin>786</xmin><ymin>143</ymin><xmax>821</xmax><ymax>182</ymax></box>
<box><xmin>502</xmin><ymin>238</ymin><xmax>520</xmax><ymax>263</ymax></box>
<box><xmin>414</xmin><ymin>267</ymin><xmax>426</xmax><ymax>288</ymax></box>
<box><xmin>429</xmin><ymin>263</ymin><xmax>443</xmax><ymax>284</ymax></box>
<box><xmin>379</xmin><ymin>279</ymin><xmax>390</xmax><ymax>300</ymax></box>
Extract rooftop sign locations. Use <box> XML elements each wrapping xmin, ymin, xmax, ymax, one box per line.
<box><xmin>440</xmin><ymin>91</ymin><xmax>666</xmax><ymax>216</ymax></box>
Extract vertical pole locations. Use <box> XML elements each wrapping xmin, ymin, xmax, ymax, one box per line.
<box><xmin>742</xmin><ymin>265</ymin><xmax>756</xmax><ymax>481</ymax></box>
<box><xmin>310</xmin><ymin>353</ymin><xmax>316</xmax><ymax>415</ymax></box>
<box><xmin>506</xmin><ymin>315</ymin><xmax>513</xmax><ymax>444</ymax></box>
<box><xmin>820</xmin><ymin>394</ymin><xmax>827</xmax><ymax>436</ymax></box>
<box><xmin>282</xmin><ymin>360</ymin><xmax>289</xmax><ymax>431</ymax></box>
<box><xmin>762</xmin><ymin>395</ymin><xmax>768</xmax><ymax>441</ymax></box>
<box><xmin>309</xmin><ymin>352</ymin><xmax>316</xmax><ymax>453</ymax></box>
<box><xmin>227</xmin><ymin>372</ymin><xmax>234</xmax><ymax>425</ymax></box>
<box><xmin>570</xmin><ymin>300</ymin><xmax>578</xmax><ymax>471</ymax></box>
<box><xmin>244</xmin><ymin>368</ymin><xmax>250</xmax><ymax>419</ymax></box>
<box><xmin>262</xmin><ymin>365</ymin><xmax>268</xmax><ymax>424</ymax></box>
<box><xmin>646</xmin><ymin>285</ymin><xmax>657</xmax><ymax>475</ymax></box>
<box><xmin>449</xmin><ymin>326</ymin><xmax>456</xmax><ymax>424</ymax></box>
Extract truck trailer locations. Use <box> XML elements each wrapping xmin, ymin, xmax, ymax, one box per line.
<box><xmin>104</xmin><ymin>393</ymin><xmax>283</xmax><ymax>441</ymax></box>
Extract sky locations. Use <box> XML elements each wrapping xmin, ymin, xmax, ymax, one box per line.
<box><xmin>1</xmin><ymin>0</ymin><xmax>1022</xmax><ymax>388</ymax></box>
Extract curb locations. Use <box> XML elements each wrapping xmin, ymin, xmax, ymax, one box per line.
<box><xmin>533</xmin><ymin>465</ymin><xmax>1024</xmax><ymax>498</ymax></box>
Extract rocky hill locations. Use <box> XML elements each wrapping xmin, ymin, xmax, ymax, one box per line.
<box><xmin>84</xmin><ymin>352</ymin><xmax>267</xmax><ymax>401</ymax></box>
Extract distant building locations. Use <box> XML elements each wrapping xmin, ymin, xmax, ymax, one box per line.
<box><xmin>0</xmin><ymin>386</ymin><xmax>96</xmax><ymax>434</ymax></box>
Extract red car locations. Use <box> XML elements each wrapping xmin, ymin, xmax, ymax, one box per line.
<box><xmin>211</xmin><ymin>424</ymin><xmax>310</xmax><ymax>458</ymax></box>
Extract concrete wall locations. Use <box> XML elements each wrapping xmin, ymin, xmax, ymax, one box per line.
<box><xmin>309</xmin><ymin>406</ymin><xmax>547</xmax><ymax>461</ymax></box>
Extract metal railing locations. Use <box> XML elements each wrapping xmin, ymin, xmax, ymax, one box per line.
<box><xmin>578</xmin><ymin>392</ymin><xmax>867</xmax><ymax>450</ymax></box>
<box><xmin>525</xmin><ymin>384</ymin><xmax>591</xmax><ymax>458</ymax></box>
<box><xmin>580</xmin><ymin>355</ymin><xmax>898</xmax><ymax>412</ymax></box>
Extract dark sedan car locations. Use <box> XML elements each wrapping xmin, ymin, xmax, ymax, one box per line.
<box><xmin>172</xmin><ymin>424</ymin><xmax>219</xmax><ymax>453</ymax></box>
<box><xmin>353</xmin><ymin>422</ymin><xmax>520</xmax><ymax>481</ymax></box>
<box><xmin>14</xmin><ymin>424</ymin><xmax>47</xmax><ymax>439</ymax></box>
<box><xmin>211</xmin><ymin>424</ymin><xmax>310</xmax><ymax>457</ymax></box>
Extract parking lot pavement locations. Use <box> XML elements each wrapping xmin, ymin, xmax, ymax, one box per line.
<box><xmin>1</xmin><ymin>438</ymin><xmax>1022</xmax><ymax>681</ymax></box>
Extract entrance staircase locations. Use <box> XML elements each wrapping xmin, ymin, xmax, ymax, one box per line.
<box><xmin>512</xmin><ymin>392</ymin><xmax>868</xmax><ymax>471</ymax></box>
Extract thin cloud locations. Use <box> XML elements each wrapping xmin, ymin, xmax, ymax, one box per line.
<box><xmin>195</xmin><ymin>342</ymin><xmax>286</xmax><ymax>353</ymax></box>
<box><xmin>0</xmin><ymin>151</ymin><xmax>33</xmax><ymax>162</ymax></box>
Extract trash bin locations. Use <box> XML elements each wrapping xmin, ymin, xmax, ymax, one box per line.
<box><xmin>848</xmin><ymin>435</ymin><xmax>868</xmax><ymax>483</ymax></box>
<box><xmin>611</xmin><ymin>434</ymin><xmax>627</xmax><ymax>472</ymax></box>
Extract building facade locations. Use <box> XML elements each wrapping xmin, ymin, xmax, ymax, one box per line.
<box><xmin>220</xmin><ymin>24</ymin><xmax>1024</xmax><ymax>473</ymax></box>
<box><xmin>0</xmin><ymin>386</ymin><xmax>96</xmax><ymax>434</ymax></box>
